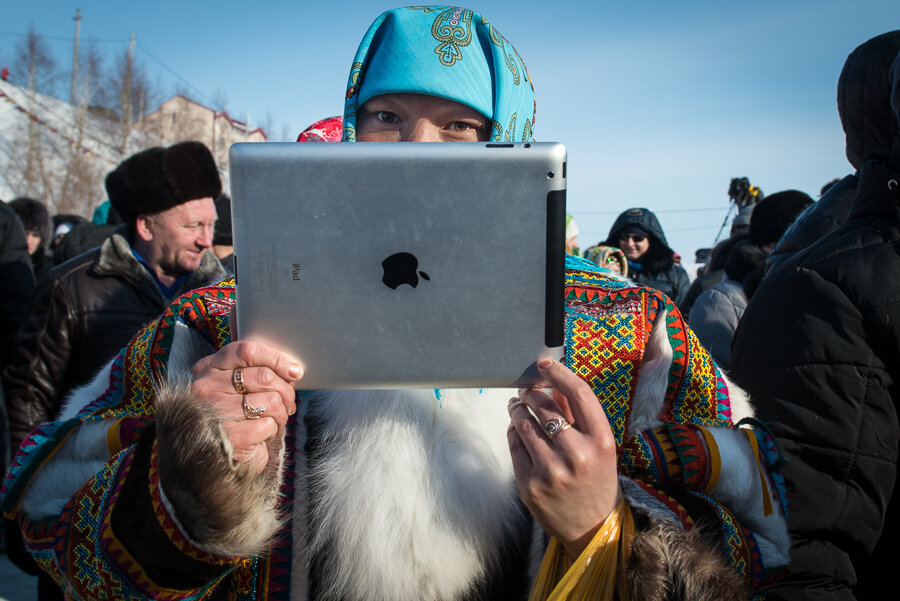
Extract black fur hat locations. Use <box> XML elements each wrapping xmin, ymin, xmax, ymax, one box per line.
<box><xmin>749</xmin><ymin>190</ymin><xmax>814</xmax><ymax>248</ymax></box>
<box><xmin>105</xmin><ymin>141</ymin><xmax>221</xmax><ymax>224</ymax></box>
<box><xmin>9</xmin><ymin>197</ymin><xmax>51</xmax><ymax>245</ymax></box>
<box><xmin>724</xmin><ymin>240</ymin><xmax>767</xmax><ymax>283</ymax></box>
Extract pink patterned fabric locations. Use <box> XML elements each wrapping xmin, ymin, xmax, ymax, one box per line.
<box><xmin>296</xmin><ymin>116</ymin><xmax>343</xmax><ymax>143</ymax></box>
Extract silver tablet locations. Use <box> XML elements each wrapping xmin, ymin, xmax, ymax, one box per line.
<box><xmin>229</xmin><ymin>141</ymin><xmax>566</xmax><ymax>389</ymax></box>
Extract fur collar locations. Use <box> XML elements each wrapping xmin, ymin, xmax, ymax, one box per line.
<box><xmin>292</xmin><ymin>388</ymin><xmax>533</xmax><ymax>601</ymax></box>
<box><xmin>93</xmin><ymin>228</ymin><xmax>227</xmax><ymax>302</ymax></box>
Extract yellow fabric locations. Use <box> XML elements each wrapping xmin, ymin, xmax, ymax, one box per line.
<box><xmin>744</xmin><ymin>428</ymin><xmax>774</xmax><ymax>517</ymax></box>
<box><xmin>699</xmin><ymin>427</ymin><xmax>722</xmax><ymax>495</ymax></box>
<box><xmin>106</xmin><ymin>417</ymin><xmax>125</xmax><ymax>456</ymax></box>
<box><xmin>528</xmin><ymin>497</ymin><xmax>635</xmax><ymax>601</ymax></box>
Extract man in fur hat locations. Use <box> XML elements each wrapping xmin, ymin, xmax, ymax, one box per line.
<box><xmin>3</xmin><ymin>142</ymin><xmax>228</xmax><ymax>598</ymax></box>
<box><xmin>3</xmin><ymin>141</ymin><xmax>228</xmax><ymax>460</ymax></box>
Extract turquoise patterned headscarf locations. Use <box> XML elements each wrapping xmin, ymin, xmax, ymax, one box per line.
<box><xmin>342</xmin><ymin>6</ymin><xmax>535</xmax><ymax>142</ymax></box>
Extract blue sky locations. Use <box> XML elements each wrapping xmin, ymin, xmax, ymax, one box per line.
<box><xmin>2</xmin><ymin>1</ymin><xmax>897</xmax><ymax>262</ymax></box>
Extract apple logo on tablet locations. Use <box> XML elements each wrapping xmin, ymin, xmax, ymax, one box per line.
<box><xmin>382</xmin><ymin>252</ymin><xmax>430</xmax><ymax>289</ymax></box>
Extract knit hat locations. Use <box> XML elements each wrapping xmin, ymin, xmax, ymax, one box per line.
<box><xmin>213</xmin><ymin>193</ymin><xmax>232</xmax><ymax>246</ymax></box>
<box><xmin>620</xmin><ymin>224</ymin><xmax>652</xmax><ymax>239</ymax></box>
<box><xmin>105</xmin><ymin>141</ymin><xmax>221</xmax><ymax>224</ymax></box>
<box><xmin>9</xmin><ymin>197</ymin><xmax>51</xmax><ymax>246</ymax></box>
<box><xmin>748</xmin><ymin>190</ymin><xmax>814</xmax><ymax>248</ymax></box>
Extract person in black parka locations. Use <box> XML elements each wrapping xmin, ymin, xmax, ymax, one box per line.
<box><xmin>601</xmin><ymin>207</ymin><xmax>690</xmax><ymax>307</ymax></box>
<box><xmin>766</xmin><ymin>30</ymin><xmax>900</xmax><ymax>278</ymax></box>
<box><xmin>729</xmin><ymin>43</ymin><xmax>900</xmax><ymax>600</ymax></box>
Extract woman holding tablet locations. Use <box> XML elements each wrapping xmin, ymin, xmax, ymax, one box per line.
<box><xmin>2</xmin><ymin>7</ymin><xmax>788</xmax><ymax>600</ymax></box>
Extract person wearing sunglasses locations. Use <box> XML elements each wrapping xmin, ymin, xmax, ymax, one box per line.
<box><xmin>600</xmin><ymin>207</ymin><xmax>691</xmax><ymax>307</ymax></box>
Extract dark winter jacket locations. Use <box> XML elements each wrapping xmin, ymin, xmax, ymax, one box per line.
<box><xmin>0</xmin><ymin>202</ymin><xmax>34</xmax><ymax>475</ymax></box>
<box><xmin>682</xmin><ymin>234</ymin><xmax>749</xmax><ymax>318</ymax></box>
<box><xmin>53</xmin><ymin>222</ymin><xmax>118</xmax><ymax>265</ymax></box>
<box><xmin>29</xmin><ymin>246</ymin><xmax>54</xmax><ymax>284</ymax></box>
<box><xmin>0</xmin><ymin>202</ymin><xmax>34</xmax><ymax>369</ymax></box>
<box><xmin>689</xmin><ymin>241</ymin><xmax>766</xmax><ymax>366</ymax></box>
<box><xmin>602</xmin><ymin>208</ymin><xmax>691</xmax><ymax>307</ymax></box>
<box><xmin>765</xmin><ymin>175</ymin><xmax>858</xmax><ymax>276</ymax></box>
<box><xmin>2</xmin><ymin>229</ymin><xmax>227</xmax><ymax>456</ymax></box>
<box><xmin>729</xmin><ymin>153</ymin><xmax>900</xmax><ymax>599</ymax></box>
<box><xmin>688</xmin><ymin>278</ymin><xmax>745</xmax><ymax>367</ymax></box>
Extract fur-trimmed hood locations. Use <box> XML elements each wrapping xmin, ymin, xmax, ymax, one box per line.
<box><xmin>602</xmin><ymin>207</ymin><xmax>676</xmax><ymax>274</ymax></box>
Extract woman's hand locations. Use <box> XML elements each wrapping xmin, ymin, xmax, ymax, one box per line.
<box><xmin>190</xmin><ymin>340</ymin><xmax>302</xmax><ymax>475</ymax></box>
<box><xmin>507</xmin><ymin>359</ymin><xmax>621</xmax><ymax>559</ymax></box>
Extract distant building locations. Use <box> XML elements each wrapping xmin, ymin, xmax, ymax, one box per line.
<box><xmin>140</xmin><ymin>95</ymin><xmax>266</xmax><ymax>170</ymax></box>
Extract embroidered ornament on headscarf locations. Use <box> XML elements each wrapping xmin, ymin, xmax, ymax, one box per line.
<box><xmin>342</xmin><ymin>6</ymin><xmax>536</xmax><ymax>142</ymax></box>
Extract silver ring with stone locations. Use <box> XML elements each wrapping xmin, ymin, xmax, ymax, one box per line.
<box><xmin>242</xmin><ymin>395</ymin><xmax>266</xmax><ymax>419</ymax></box>
<box><xmin>544</xmin><ymin>416</ymin><xmax>572</xmax><ymax>439</ymax></box>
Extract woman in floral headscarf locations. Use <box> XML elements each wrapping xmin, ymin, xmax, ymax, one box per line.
<box><xmin>1</xmin><ymin>7</ymin><xmax>787</xmax><ymax>601</ymax></box>
<box><xmin>342</xmin><ymin>5</ymin><xmax>535</xmax><ymax>143</ymax></box>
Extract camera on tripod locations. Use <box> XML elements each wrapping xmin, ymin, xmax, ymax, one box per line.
<box><xmin>728</xmin><ymin>177</ymin><xmax>764</xmax><ymax>211</ymax></box>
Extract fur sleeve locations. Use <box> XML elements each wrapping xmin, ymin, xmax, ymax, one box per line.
<box><xmin>155</xmin><ymin>380</ymin><xmax>285</xmax><ymax>557</ymax></box>
<box><xmin>626</xmin><ymin>504</ymin><xmax>747</xmax><ymax>601</ymax></box>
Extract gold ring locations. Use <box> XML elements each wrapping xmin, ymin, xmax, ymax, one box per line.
<box><xmin>232</xmin><ymin>367</ymin><xmax>248</xmax><ymax>395</ymax></box>
<box><xmin>544</xmin><ymin>416</ymin><xmax>572</xmax><ymax>439</ymax></box>
<box><xmin>242</xmin><ymin>395</ymin><xmax>266</xmax><ymax>419</ymax></box>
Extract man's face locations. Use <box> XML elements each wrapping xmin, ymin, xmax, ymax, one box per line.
<box><xmin>139</xmin><ymin>197</ymin><xmax>216</xmax><ymax>278</ymax></box>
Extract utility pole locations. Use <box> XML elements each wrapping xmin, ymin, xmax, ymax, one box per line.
<box><xmin>70</xmin><ymin>9</ymin><xmax>81</xmax><ymax>105</ymax></box>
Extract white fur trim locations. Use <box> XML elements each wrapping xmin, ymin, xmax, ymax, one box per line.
<box><xmin>293</xmin><ymin>387</ymin><xmax>528</xmax><ymax>601</ymax></box>
<box><xmin>720</xmin><ymin>371</ymin><xmax>754</xmax><ymax>422</ymax></box>
<box><xmin>707</xmin><ymin>427</ymin><xmax>790</xmax><ymax>566</ymax></box>
<box><xmin>627</xmin><ymin>308</ymin><xmax>672</xmax><ymax>436</ymax></box>
<box><xmin>166</xmin><ymin>320</ymin><xmax>216</xmax><ymax>385</ymax></box>
<box><xmin>20</xmin><ymin>418</ymin><xmax>117</xmax><ymax>519</ymax></box>
<box><xmin>290</xmin><ymin>398</ymin><xmax>312</xmax><ymax>601</ymax></box>
<box><xmin>58</xmin><ymin>360</ymin><xmax>115</xmax><ymax>421</ymax></box>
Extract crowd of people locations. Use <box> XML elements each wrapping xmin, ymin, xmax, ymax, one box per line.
<box><xmin>0</xmin><ymin>6</ymin><xmax>895</xmax><ymax>601</ymax></box>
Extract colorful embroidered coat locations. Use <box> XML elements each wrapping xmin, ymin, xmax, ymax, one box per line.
<box><xmin>0</xmin><ymin>257</ymin><xmax>789</xmax><ymax>600</ymax></box>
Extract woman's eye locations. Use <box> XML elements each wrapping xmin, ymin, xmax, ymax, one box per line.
<box><xmin>377</xmin><ymin>111</ymin><xmax>400</xmax><ymax>124</ymax></box>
